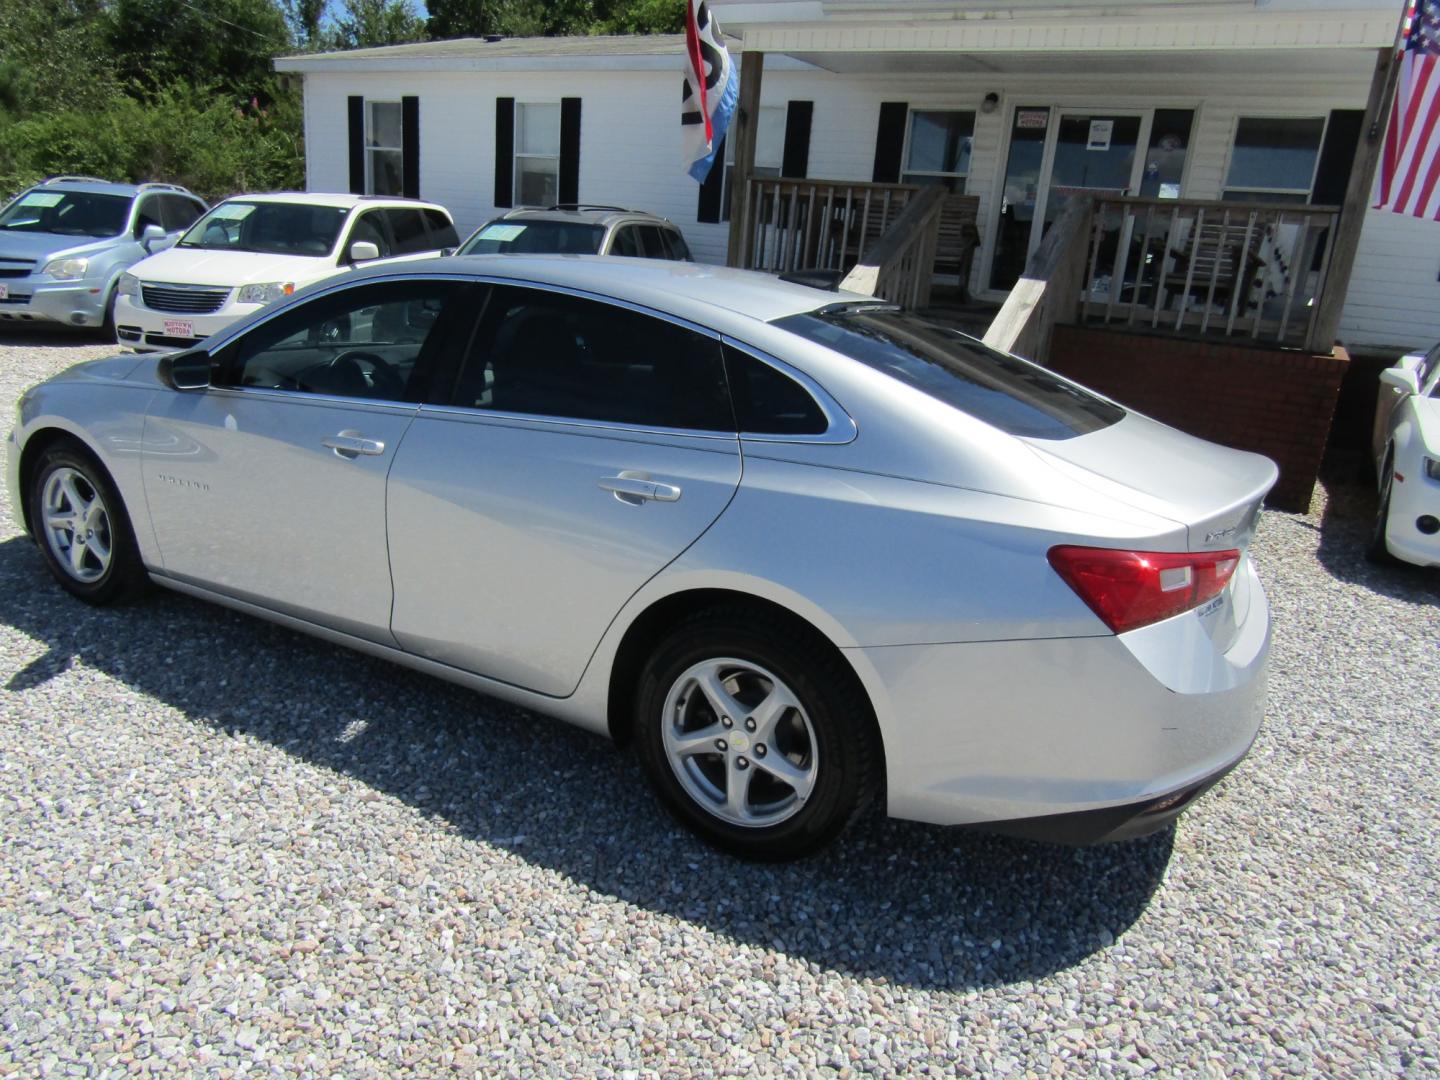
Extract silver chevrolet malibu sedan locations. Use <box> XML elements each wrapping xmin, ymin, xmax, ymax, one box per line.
<box><xmin>6</xmin><ymin>257</ymin><xmax>1275</xmax><ymax>859</ymax></box>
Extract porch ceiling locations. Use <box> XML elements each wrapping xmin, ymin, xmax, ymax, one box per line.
<box><xmin>778</xmin><ymin>47</ymin><xmax>1382</xmax><ymax>79</ymax></box>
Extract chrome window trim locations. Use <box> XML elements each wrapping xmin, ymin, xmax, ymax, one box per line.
<box><xmin>720</xmin><ymin>335</ymin><xmax>857</xmax><ymax>446</ymax></box>
<box><xmin>414</xmin><ymin>402</ymin><xmax>739</xmax><ymax>443</ymax></box>
<box><xmin>197</xmin><ymin>385</ymin><xmax>421</xmax><ymax>416</ymax></box>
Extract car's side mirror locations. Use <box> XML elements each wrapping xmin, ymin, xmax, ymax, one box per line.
<box><xmin>140</xmin><ymin>222</ymin><xmax>168</xmax><ymax>251</ymax></box>
<box><xmin>1380</xmin><ymin>367</ymin><xmax>1421</xmax><ymax>396</ymax></box>
<box><xmin>159</xmin><ymin>349</ymin><xmax>212</xmax><ymax>391</ymax></box>
<box><xmin>440</xmin><ymin>246</ymin><xmax>457</xmax><ymax>257</ymax></box>
<box><xmin>349</xmin><ymin>241</ymin><xmax>380</xmax><ymax>264</ymax></box>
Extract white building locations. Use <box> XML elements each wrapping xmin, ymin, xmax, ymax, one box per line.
<box><xmin>276</xmin><ymin>1</ymin><xmax>1440</xmax><ymax>354</ymax></box>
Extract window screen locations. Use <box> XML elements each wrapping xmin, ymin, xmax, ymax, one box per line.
<box><xmin>451</xmin><ymin>285</ymin><xmax>732</xmax><ymax>431</ymax></box>
<box><xmin>774</xmin><ymin>308</ymin><xmax>1123</xmax><ymax>440</ymax></box>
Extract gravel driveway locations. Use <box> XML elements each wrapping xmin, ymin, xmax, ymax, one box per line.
<box><xmin>2</xmin><ymin>330</ymin><xmax>1437</xmax><ymax>1077</ymax></box>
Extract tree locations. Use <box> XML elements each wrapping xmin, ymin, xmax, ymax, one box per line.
<box><xmin>328</xmin><ymin>0</ymin><xmax>425</xmax><ymax>48</ymax></box>
<box><xmin>105</xmin><ymin>0</ymin><xmax>292</xmax><ymax>99</ymax></box>
<box><xmin>281</xmin><ymin>0</ymin><xmax>329</xmax><ymax>48</ymax></box>
<box><xmin>427</xmin><ymin>0</ymin><xmax>502</xmax><ymax>40</ymax></box>
<box><xmin>0</xmin><ymin>0</ymin><xmax>118</xmax><ymax>118</ymax></box>
<box><xmin>595</xmin><ymin>0</ymin><xmax>683</xmax><ymax>34</ymax></box>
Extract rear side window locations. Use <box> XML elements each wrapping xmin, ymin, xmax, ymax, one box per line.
<box><xmin>723</xmin><ymin>345</ymin><xmax>827</xmax><ymax>436</ymax></box>
<box><xmin>386</xmin><ymin>208</ymin><xmax>430</xmax><ymax>254</ymax></box>
<box><xmin>774</xmin><ymin>309</ymin><xmax>1124</xmax><ymax>440</ymax></box>
<box><xmin>449</xmin><ymin>285</ymin><xmax>732</xmax><ymax>431</ymax></box>
<box><xmin>423</xmin><ymin>208</ymin><xmax>459</xmax><ymax>248</ymax></box>
<box><xmin>663</xmin><ymin>228</ymin><xmax>692</xmax><ymax>261</ymax></box>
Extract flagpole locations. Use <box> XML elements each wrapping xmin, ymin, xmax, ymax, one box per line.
<box><xmin>1371</xmin><ymin>0</ymin><xmax>1413</xmax><ymax>139</ymax></box>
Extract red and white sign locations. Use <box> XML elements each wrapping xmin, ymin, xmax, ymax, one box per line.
<box><xmin>163</xmin><ymin>319</ymin><xmax>194</xmax><ymax>338</ymax></box>
<box><xmin>0</xmin><ymin>284</ymin><xmax>8</xmax><ymax>301</ymax></box>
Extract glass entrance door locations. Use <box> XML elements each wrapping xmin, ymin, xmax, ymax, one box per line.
<box><xmin>989</xmin><ymin>109</ymin><xmax>1161</xmax><ymax>293</ymax></box>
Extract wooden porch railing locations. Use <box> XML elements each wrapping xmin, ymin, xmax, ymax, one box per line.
<box><xmin>732</xmin><ymin>177</ymin><xmax>978</xmax><ymax>306</ymax></box>
<box><xmin>983</xmin><ymin>196</ymin><xmax>1093</xmax><ymax>363</ymax></box>
<box><xmin>839</xmin><ymin>185</ymin><xmax>947</xmax><ymax>307</ymax></box>
<box><xmin>1079</xmin><ymin>197</ymin><xmax>1341</xmax><ymax>352</ymax></box>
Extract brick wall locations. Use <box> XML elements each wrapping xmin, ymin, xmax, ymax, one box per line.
<box><xmin>1046</xmin><ymin>325</ymin><xmax>1350</xmax><ymax>513</ymax></box>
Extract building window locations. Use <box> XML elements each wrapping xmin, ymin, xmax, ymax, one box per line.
<box><xmin>515</xmin><ymin>102</ymin><xmax>561</xmax><ymax>206</ymax></box>
<box><xmin>1222</xmin><ymin>117</ymin><xmax>1326</xmax><ymax>204</ymax></box>
<box><xmin>367</xmin><ymin>101</ymin><xmax>404</xmax><ymax>196</ymax></box>
<box><xmin>903</xmin><ymin>110</ymin><xmax>975</xmax><ymax>192</ymax></box>
<box><xmin>721</xmin><ymin>104</ymin><xmax>786</xmax><ymax>220</ymax></box>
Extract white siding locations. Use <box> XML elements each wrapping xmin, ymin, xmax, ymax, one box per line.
<box><xmin>298</xmin><ymin>54</ymin><xmax>1437</xmax><ymax>352</ymax></box>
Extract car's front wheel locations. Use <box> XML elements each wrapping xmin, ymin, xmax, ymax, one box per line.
<box><xmin>635</xmin><ymin>608</ymin><xmax>880</xmax><ymax>860</ymax></box>
<box><xmin>28</xmin><ymin>443</ymin><xmax>148</xmax><ymax>604</ymax></box>
<box><xmin>1366</xmin><ymin>463</ymin><xmax>1399</xmax><ymax>565</ymax></box>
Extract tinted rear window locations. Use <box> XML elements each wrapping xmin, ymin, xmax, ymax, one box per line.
<box><xmin>773</xmin><ymin>309</ymin><xmax>1124</xmax><ymax>440</ymax></box>
<box><xmin>459</xmin><ymin>220</ymin><xmax>605</xmax><ymax>255</ymax></box>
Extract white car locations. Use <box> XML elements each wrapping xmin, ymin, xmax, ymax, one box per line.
<box><xmin>1370</xmin><ymin>343</ymin><xmax>1440</xmax><ymax>567</ymax></box>
<box><xmin>113</xmin><ymin>193</ymin><xmax>458</xmax><ymax>352</ymax></box>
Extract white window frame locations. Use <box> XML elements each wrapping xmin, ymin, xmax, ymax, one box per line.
<box><xmin>514</xmin><ymin>101</ymin><xmax>562</xmax><ymax>208</ymax></box>
<box><xmin>901</xmin><ymin>108</ymin><xmax>977</xmax><ymax>193</ymax></box>
<box><xmin>1220</xmin><ymin>113</ymin><xmax>1329</xmax><ymax>203</ymax></box>
<box><xmin>365</xmin><ymin>100</ymin><xmax>404</xmax><ymax>197</ymax></box>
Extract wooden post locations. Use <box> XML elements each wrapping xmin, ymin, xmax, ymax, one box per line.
<box><xmin>1309</xmin><ymin>45</ymin><xmax>1398</xmax><ymax>354</ymax></box>
<box><xmin>725</xmin><ymin>50</ymin><xmax>763</xmax><ymax>268</ymax></box>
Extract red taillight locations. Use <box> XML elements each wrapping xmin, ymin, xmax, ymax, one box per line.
<box><xmin>1047</xmin><ymin>546</ymin><xmax>1240</xmax><ymax>634</ymax></box>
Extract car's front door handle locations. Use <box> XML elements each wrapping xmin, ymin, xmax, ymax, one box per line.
<box><xmin>599</xmin><ymin>473</ymin><xmax>682</xmax><ymax>505</ymax></box>
<box><xmin>323</xmin><ymin>432</ymin><xmax>386</xmax><ymax>459</ymax></box>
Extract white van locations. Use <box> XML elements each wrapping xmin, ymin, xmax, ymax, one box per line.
<box><xmin>113</xmin><ymin>192</ymin><xmax>458</xmax><ymax>352</ymax></box>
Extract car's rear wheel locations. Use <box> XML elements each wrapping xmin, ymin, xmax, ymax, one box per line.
<box><xmin>635</xmin><ymin>607</ymin><xmax>880</xmax><ymax>860</ymax></box>
<box><xmin>1366</xmin><ymin>464</ymin><xmax>1399</xmax><ymax>565</ymax></box>
<box><xmin>28</xmin><ymin>443</ymin><xmax>147</xmax><ymax>604</ymax></box>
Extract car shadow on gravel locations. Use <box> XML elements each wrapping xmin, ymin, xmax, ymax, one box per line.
<box><xmin>0</xmin><ymin>324</ymin><xmax>116</xmax><ymax>349</ymax></box>
<box><xmin>0</xmin><ymin>535</ymin><xmax>1172</xmax><ymax>992</ymax></box>
<box><xmin>1308</xmin><ymin>462</ymin><xmax>1440</xmax><ymax>605</ymax></box>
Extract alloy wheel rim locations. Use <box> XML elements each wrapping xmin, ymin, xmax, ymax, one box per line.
<box><xmin>661</xmin><ymin>657</ymin><xmax>819</xmax><ymax>829</ymax></box>
<box><xmin>41</xmin><ymin>467</ymin><xmax>113</xmax><ymax>584</ymax></box>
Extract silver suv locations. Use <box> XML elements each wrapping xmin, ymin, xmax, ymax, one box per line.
<box><xmin>0</xmin><ymin>177</ymin><xmax>207</xmax><ymax>331</ymax></box>
<box><xmin>455</xmin><ymin>204</ymin><xmax>692</xmax><ymax>260</ymax></box>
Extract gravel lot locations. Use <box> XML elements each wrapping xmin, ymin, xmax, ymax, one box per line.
<box><xmin>1</xmin><ymin>329</ymin><xmax>1437</xmax><ymax>1077</ymax></box>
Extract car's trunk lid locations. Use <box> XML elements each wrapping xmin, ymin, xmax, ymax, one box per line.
<box><xmin>1024</xmin><ymin>411</ymin><xmax>1277</xmax><ymax>554</ymax></box>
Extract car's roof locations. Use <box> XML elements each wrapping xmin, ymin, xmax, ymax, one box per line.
<box><xmin>497</xmin><ymin>206</ymin><xmax>673</xmax><ymax>229</ymax></box>
<box><xmin>348</xmin><ymin>254</ymin><xmax>871</xmax><ymax>325</ymax></box>
<box><xmin>213</xmin><ymin>192</ymin><xmax>450</xmax><ymax>213</ymax></box>
<box><xmin>31</xmin><ymin>180</ymin><xmax>140</xmax><ymax>198</ymax></box>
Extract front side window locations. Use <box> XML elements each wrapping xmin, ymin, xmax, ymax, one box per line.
<box><xmin>450</xmin><ymin>285</ymin><xmax>731</xmax><ymax>431</ymax></box>
<box><xmin>344</xmin><ymin>210</ymin><xmax>392</xmax><ymax>261</ymax></box>
<box><xmin>225</xmin><ymin>280</ymin><xmax>471</xmax><ymax>401</ymax></box>
<box><xmin>515</xmin><ymin>102</ymin><xmax>561</xmax><ymax>206</ymax></box>
<box><xmin>903</xmin><ymin>110</ymin><xmax>975</xmax><ymax>192</ymax></box>
<box><xmin>179</xmin><ymin>201</ymin><xmax>350</xmax><ymax>257</ymax></box>
<box><xmin>0</xmin><ymin>190</ymin><xmax>131</xmax><ymax>238</ymax></box>
<box><xmin>459</xmin><ymin>219</ymin><xmax>604</xmax><ymax>255</ymax></box>
<box><xmin>1223</xmin><ymin>117</ymin><xmax>1325</xmax><ymax>203</ymax></box>
<box><xmin>609</xmin><ymin>226</ymin><xmax>643</xmax><ymax>257</ymax></box>
<box><xmin>160</xmin><ymin>195</ymin><xmax>205</xmax><ymax>232</ymax></box>
<box><xmin>774</xmin><ymin>308</ymin><xmax>1124</xmax><ymax>440</ymax></box>
<box><xmin>133</xmin><ymin>195</ymin><xmax>164</xmax><ymax>236</ymax></box>
<box><xmin>367</xmin><ymin>101</ymin><xmax>404</xmax><ymax>196</ymax></box>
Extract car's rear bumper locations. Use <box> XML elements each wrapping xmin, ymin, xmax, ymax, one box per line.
<box><xmin>858</xmin><ymin>559</ymin><xmax>1270</xmax><ymax>837</ymax></box>
<box><xmin>0</xmin><ymin>280</ymin><xmax>109</xmax><ymax>327</ymax></box>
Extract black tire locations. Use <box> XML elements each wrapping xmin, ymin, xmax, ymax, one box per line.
<box><xmin>27</xmin><ymin>442</ymin><xmax>148</xmax><ymax>605</ymax></box>
<box><xmin>1366</xmin><ymin>463</ymin><xmax>1399</xmax><ymax>566</ymax></box>
<box><xmin>635</xmin><ymin>606</ymin><xmax>881</xmax><ymax>860</ymax></box>
<box><xmin>101</xmin><ymin>285</ymin><xmax>118</xmax><ymax>339</ymax></box>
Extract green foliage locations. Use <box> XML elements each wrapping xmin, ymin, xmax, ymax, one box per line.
<box><xmin>426</xmin><ymin>0</ymin><xmax>503</xmax><ymax>40</ymax></box>
<box><xmin>0</xmin><ymin>83</ymin><xmax>305</xmax><ymax>204</ymax></box>
<box><xmin>105</xmin><ymin>0</ymin><xmax>291</xmax><ymax>100</ymax></box>
<box><xmin>281</xmin><ymin>0</ymin><xmax>330</xmax><ymax>48</ymax></box>
<box><xmin>594</xmin><ymin>0</ymin><xmax>684</xmax><ymax>34</ymax></box>
<box><xmin>0</xmin><ymin>0</ymin><xmax>118</xmax><ymax>118</ymax></box>
<box><xmin>327</xmin><ymin>0</ymin><xmax>426</xmax><ymax>48</ymax></box>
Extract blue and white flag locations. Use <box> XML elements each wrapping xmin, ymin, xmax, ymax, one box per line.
<box><xmin>682</xmin><ymin>0</ymin><xmax>738</xmax><ymax>183</ymax></box>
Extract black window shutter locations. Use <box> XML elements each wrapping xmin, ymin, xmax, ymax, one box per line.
<box><xmin>696</xmin><ymin>136</ymin><xmax>725</xmax><ymax>223</ymax></box>
<box><xmin>347</xmin><ymin>96</ymin><xmax>366</xmax><ymax>194</ymax></box>
<box><xmin>1313</xmin><ymin>109</ymin><xmax>1364</xmax><ymax>206</ymax></box>
<box><xmin>401</xmin><ymin>96</ymin><xmax>420</xmax><ymax>199</ymax></box>
<box><xmin>872</xmin><ymin>101</ymin><xmax>909</xmax><ymax>183</ymax></box>
<box><xmin>782</xmin><ymin>100</ymin><xmax>813</xmax><ymax>179</ymax></box>
<box><xmin>559</xmin><ymin>97</ymin><xmax>582</xmax><ymax>206</ymax></box>
<box><xmin>494</xmin><ymin>97</ymin><xmax>515</xmax><ymax>208</ymax></box>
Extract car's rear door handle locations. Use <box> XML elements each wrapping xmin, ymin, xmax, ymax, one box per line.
<box><xmin>599</xmin><ymin>473</ymin><xmax>682</xmax><ymax>505</ymax></box>
<box><xmin>323</xmin><ymin>432</ymin><xmax>385</xmax><ymax>458</ymax></box>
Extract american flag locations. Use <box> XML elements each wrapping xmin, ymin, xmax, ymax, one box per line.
<box><xmin>1376</xmin><ymin>0</ymin><xmax>1440</xmax><ymax>220</ymax></box>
